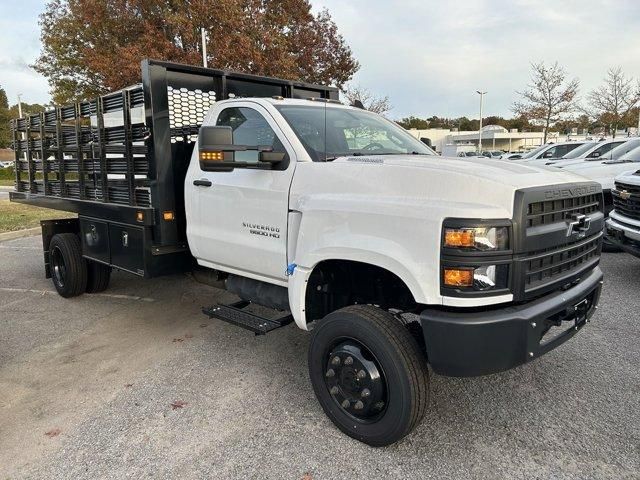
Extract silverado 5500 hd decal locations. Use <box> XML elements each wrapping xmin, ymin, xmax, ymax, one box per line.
<box><xmin>243</xmin><ymin>222</ymin><xmax>281</xmax><ymax>239</ymax></box>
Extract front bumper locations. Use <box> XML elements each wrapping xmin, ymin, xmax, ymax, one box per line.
<box><xmin>605</xmin><ymin>213</ymin><xmax>640</xmax><ymax>258</ymax></box>
<box><xmin>419</xmin><ymin>267</ymin><xmax>603</xmax><ymax>377</ymax></box>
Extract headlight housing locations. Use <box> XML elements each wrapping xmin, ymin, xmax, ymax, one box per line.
<box><xmin>443</xmin><ymin>226</ymin><xmax>509</xmax><ymax>251</ymax></box>
<box><xmin>441</xmin><ymin>219</ymin><xmax>512</xmax><ymax>295</ymax></box>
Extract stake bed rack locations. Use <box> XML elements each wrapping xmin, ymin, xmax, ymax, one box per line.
<box><xmin>10</xmin><ymin>59</ymin><xmax>338</xmax><ymax>277</ymax></box>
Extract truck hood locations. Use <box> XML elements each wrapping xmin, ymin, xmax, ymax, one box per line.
<box><xmin>561</xmin><ymin>160</ymin><xmax>640</xmax><ymax>189</ymax></box>
<box><xmin>612</xmin><ymin>168</ymin><xmax>640</xmax><ymax>186</ymax></box>
<box><xmin>333</xmin><ymin>154</ymin><xmax>589</xmax><ymax>189</ymax></box>
<box><xmin>290</xmin><ymin>154</ymin><xmax>599</xmax><ymax>220</ymax></box>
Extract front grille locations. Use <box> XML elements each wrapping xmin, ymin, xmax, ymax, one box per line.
<box><xmin>527</xmin><ymin>193</ymin><xmax>601</xmax><ymax>227</ymax></box>
<box><xmin>613</xmin><ymin>181</ymin><xmax>640</xmax><ymax>221</ymax></box>
<box><xmin>515</xmin><ymin>184</ymin><xmax>603</xmax><ymax>300</ymax></box>
<box><xmin>524</xmin><ymin>236</ymin><xmax>601</xmax><ymax>289</ymax></box>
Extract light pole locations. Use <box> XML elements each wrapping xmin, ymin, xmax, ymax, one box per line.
<box><xmin>201</xmin><ymin>28</ymin><xmax>208</xmax><ymax>68</ymax></box>
<box><xmin>476</xmin><ymin>90</ymin><xmax>487</xmax><ymax>153</ymax></box>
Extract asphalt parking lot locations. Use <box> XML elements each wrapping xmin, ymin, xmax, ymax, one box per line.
<box><xmin>0</xmin><ymin>234</ymin><xmax>638</xmax><ymax>479</ymax></box>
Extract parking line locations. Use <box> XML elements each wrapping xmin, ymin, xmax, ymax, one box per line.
<box><xmin>0</xmin><ymin>287</ymin><xmax>156</xmax><ymax>303</ymax></box>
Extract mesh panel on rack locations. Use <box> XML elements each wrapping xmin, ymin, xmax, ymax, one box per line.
<box><xmin>167</xmin><ymin>86</ymin><xmax>216</xmax><ymax>143</ymax></box>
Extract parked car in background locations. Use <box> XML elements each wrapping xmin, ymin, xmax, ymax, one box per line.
<box><xmin>563</xmin><ymin>154</ymin><xmax>640</xmax><ymax>251</ymax></box>
<box><xmin>541</xmin><ymin>138</ymin><xmax>633</xmax><ymax>169</ymax></box>
<box><xmin>482</xmin><ymin>150</ymin><xmax>504</xmax><ymax>159</ymax></box>
<box><xmin>515</xmin><ymin>141</ymin><xmax>587</xmax><ymax>162</ymax></box>
<box><xmin>0</xmin><ymin>160</ymin><xmax>15</xmax><ymax>168</ymax></box>
<box><xmin>605</xmin><ymin>169</ymin><xmax>640</xmax><ymax>258</ymax></box>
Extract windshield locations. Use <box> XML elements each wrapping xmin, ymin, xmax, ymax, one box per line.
<box><xmin>607</xmin><ymin>138</ymin><xmax>640</xmax><ymax>160</ymax></box>
<box><xmin>275</xmin><ymin>105</ymin><xmax>435</xmax><ymax>161</ymax></box>
<box><xmin>520</xmin><ymin>144</ymin><xmax>550</xmax><ymax>159</ymax></box>
<box><xmin>561</xmin><ymin>142</ymin><xmax>597</xmax><ymax>159</ymax></box>
<box><xmin>618</xmin><ymin>144</ymin><xmax>640</xmax><ymax>162</ymax></box>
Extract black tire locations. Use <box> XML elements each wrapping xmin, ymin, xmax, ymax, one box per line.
<box><xmin>86</xmin><ymin>261</ymin><xmax>111</xmax><ymax>293</ymax></box>
<box><xmin>308</xmin><ymin>305</ymin><xmax>429</xmax><ymax>446</ymax></box>
<box><xmin>49</xmin><ymin>233</ymin><xmax>87</xmax><ymax>298</ymax></box>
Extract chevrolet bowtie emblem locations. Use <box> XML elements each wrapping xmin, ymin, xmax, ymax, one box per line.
<box><xmin>566</xmin><ymin>213</ymin><xmax>591</xmax><ymax>238</ymax></box>
<box><xmin>619</xmin><ymin>190</ymin><xmax>632</xmax><ymax>200</ymax></box>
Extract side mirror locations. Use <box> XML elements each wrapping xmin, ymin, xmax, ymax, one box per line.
<box><xmin>542</xmin><ymin>151</ymin><xmax>554</xmax><ymax>158</ymax></box>
<box><xmin>591</xmin><ymin>151</ymin><xmax>601</xmax><ymax>158</ymax></box>
<box><xmin>198</xmin><ymin>126</ymin><xmax>236</xmax><ymax>172</ymax></box>
<box><xmin>198</xmin><ymin>125</ymin><xmax>289</xmax><ymax>172</ymax></box>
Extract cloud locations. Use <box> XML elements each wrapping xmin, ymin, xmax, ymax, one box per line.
<box><xmin>313</xmin><ymin>0</ymin><xmax>640</xmax><ymax>119</ymax></box>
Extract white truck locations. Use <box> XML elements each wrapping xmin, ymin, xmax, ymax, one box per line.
<box><xmin>605</xmin><ymin>169</ymin><xmax>640</xmax><ymax>258</ymax></box>
<box><xmin>10</xmin><ymin>60</ymin><xmax>605</xmax><ymax>446</ymax></box>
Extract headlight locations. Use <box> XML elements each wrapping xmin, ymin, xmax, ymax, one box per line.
<box><xmin>443</xmin><ymin>264</ymin><xmax>508</xmax><ymax>291</ymax></box>
<box><xmin>444</xmin><ymin>226</ymin><xmax>509</xmax><ymax>251</ymax></box>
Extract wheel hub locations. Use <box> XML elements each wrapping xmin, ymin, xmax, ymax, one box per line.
<box><xmin>51</xmin><ymin>246</ymin><xmax>66</xmax><ymax>288</ymax></box>
<box><xmin>324</xmin><ymin>341</ymin><xmax>386</xmax><ymax>420</ymax></box>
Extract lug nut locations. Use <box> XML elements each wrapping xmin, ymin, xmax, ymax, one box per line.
<box><xmin>354</xmin><ymin>401</ymin><xmax>364</xmax><ymax>410</ymax></box>
<box><xmin>330</xmin><ymin>386</ymin><xmax>339</xmax><ymax>395</ymax></box>
<box><xmin>356</xmin><ymin>370</ymin><xmax>367</xmax><ymax>380</ymax></box>
<box><xmin>344</xmin><ymin>356</ymin><xmax>354</xmax><ymax>366</ymax></box>
<box><xmin>373</xmin><ymin>401</ymin><xmax>385</xmax><ymax>410</ymax></box>
<box><xmin>325</xmin><ymin>368</ymin><xmax>335</xmax><ymax>378</ymax></box>
<box><xmin>341</xmin><ymin>399</ymin><xmax>350</xmax><ymax>409</ymax></box>
<box><xmin>331</xmin><ymin>356</ymin><xmax>341</xmax><ymax>366</ymax></box>
<box><xmin>361</xmin><ymin>388</ymin><xmax>371</xmax><ymax>398</ymax></box>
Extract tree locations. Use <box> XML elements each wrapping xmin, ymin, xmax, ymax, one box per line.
<box><xmin>8</xmin><ymin>103</ymin><xmax>47</xmax><ymax>119</ymax></box>
<box><xmin>512</xmin><ymin>61</ymin><xmax>579</xmax><ymax>143</ymax></box>
<box><xmin>35</xmin><ymin>0</ymin><xmax>359</xmax><ymax>104</ymax></box>
<box><xmin>342</xmin><ymin>85</ymin><xmax>391</xmax><ymax>115</ymax></box>
<box><xmin>0</xmin><ymin>86</ymin><xmax>10</xmax><ymax>148</ymax></box>
<box><xmin>395</xmin><ymin>116</ymin><xmax>430</xmax><ymax>130</ymax></box>
<box><xmin>588</xmin><ymin>67</ymin><xmax>640</xmax><ymax>137</ymax></box>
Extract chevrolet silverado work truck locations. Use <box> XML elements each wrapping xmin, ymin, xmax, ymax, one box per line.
<box><xmin>606</xmin><ymin>169</ymin><xmax>640</xmax><ymax>258</ymax></box>
<box><xmin>10</xmin><ymin>60</ymin><xmax>604</xmax><ymax>446</ymax></box>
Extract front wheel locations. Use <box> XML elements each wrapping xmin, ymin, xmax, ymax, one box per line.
<box><xmin>308</xmin><ymin>305</ymin><xmax>429</xmax><ymax>446</ymax></box>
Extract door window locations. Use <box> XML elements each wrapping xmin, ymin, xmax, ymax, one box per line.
<box><xmin>215</xmin><ymin>107</ymin><xmax>285</xmax><ymax>163</ymax></box>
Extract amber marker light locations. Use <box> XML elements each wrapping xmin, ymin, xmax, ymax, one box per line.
<box><xmin>163</xmin><ymin>211</ymin><xmax>175</xmax><ymax>221</ymax></box>
<box><xmin>199</xmin><ymin>151</ymin><xmax>224</xmax><ymax>161</ymax></box>
<box><xmin>444</xmin><ymin>228</ymin><xmax>475</xmax><ymax>248</ymax></box>
<box><xmin>136</xmin><ymin>211</ymin><xmax>144</xmax><ymax>223</ymax></box>
<box><xmin>443</xmin><ymin>268</ymin><xmax>474</xmax><ymax>287</ymax></box>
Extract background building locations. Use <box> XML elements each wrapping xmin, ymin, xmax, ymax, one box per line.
<box><xmin>407</xmin><ymin>125</ymin><xmax>591</xmax><ymax>153</ymax></box>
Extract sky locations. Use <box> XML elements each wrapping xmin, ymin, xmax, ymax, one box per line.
<box><xmin>1</xmin><ymin>0</ymin><xmax>640</xmax><ymax>119</ymax></box>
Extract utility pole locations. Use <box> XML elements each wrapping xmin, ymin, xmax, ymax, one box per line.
<box><xmin>201</xmin><ymin>28</ymin><xmax>208</xmax><ymax>68</ymax></box>
<box><xmin>476</xmin><ymin>90</ymin><xmax>487</xmax><ymax>153</ymax></box>
<box><xmin>17</xmin><ymin>93</ymin><xmax>23</xmax><ymax>118</ymax></box>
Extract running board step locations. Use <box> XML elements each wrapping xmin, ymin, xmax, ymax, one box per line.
<box><xmin>202</xmin><ymin>300</ymin><xmax>293</xmax><ymax>335</ymax></box>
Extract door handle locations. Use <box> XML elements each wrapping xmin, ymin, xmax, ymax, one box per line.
<box><xmin>193</xmin><ymin>179</ymin><xmax>212</xmax><ymax>187</ymax></box>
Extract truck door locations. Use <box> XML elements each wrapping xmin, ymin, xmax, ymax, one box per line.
<box><xmin>186</xmin><ymin>102</ymin><xmax>295</xmax><ymax>284</ymax></box>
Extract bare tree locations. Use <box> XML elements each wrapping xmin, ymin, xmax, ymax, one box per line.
<box><xmin>343</xmin><ymin>85</ymin><xmax>391</xmax><ymax>115</ymax></box>
<box><xmin>513</xmin><ymin>62</ymin><xmax>579</xmax><ymax>143</ymax></box>
<box><xmin>588</xmin><ymin>67</ymin><xmax>640</xmax><ymax>138</ymax></box>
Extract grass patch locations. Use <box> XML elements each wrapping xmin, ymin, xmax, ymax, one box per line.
<box><xmin>0</xmin><ymin>179</ymin><xmax>14</xmax><ymax>186</ymax></box>
<box><xmin>0</xmin><ymin>200</ymin><xmax>75</xmax><ymax>233</ymax></box>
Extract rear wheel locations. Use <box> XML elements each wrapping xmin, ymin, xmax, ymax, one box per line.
<box><xmin>49</xmin><ymin>233</ymin><xmax>87</xmax><ymax>298</ymax></box>
<box><xmin>308</xmin><ymin>305</ymin><xmax>429</xmax><ymax>446</ymax></box>
<box><xmin>86</xmin><ymin>261</ymin><xmax>111</xmax><ymax>293</ymax></box>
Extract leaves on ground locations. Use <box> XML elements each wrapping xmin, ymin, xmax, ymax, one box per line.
<box><xmin>45</xmin><ymin>428</ymin><xmax>61</xmax><ymax>438</ymax></box>
<box><xmin>171</xmin><ymin>400</ymin><xmax>187</xmax><ymax>410</ymax></box>
<box><xmin>301</xmin><ymin>473</ymin><xmax>313</xmax><ymax>480</ymax></box>
<box><xmin>172</xmin><ymin>338</ymin><xmax>184</xmax><ymax>343</ymax></box>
